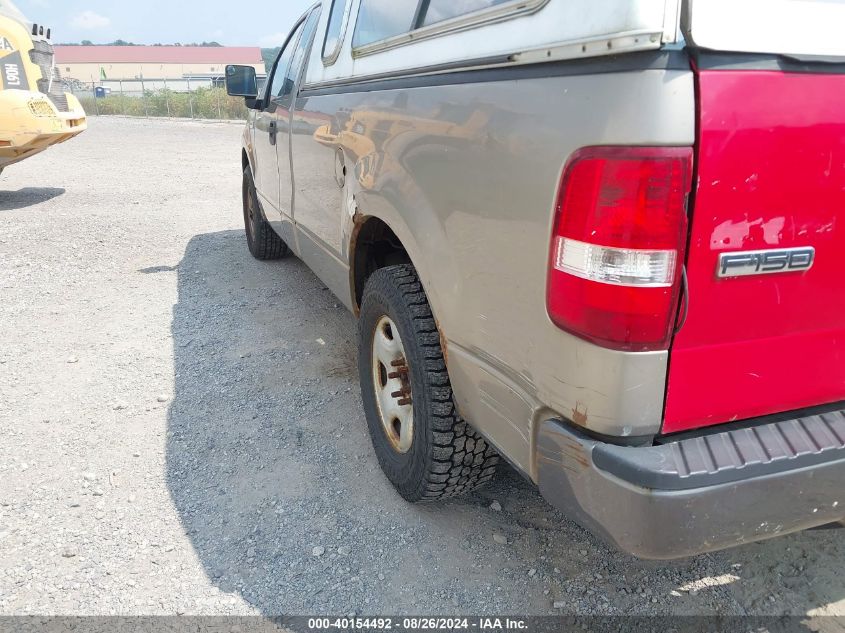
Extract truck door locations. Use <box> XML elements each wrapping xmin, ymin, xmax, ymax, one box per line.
<box><xmin>252</xmin><ymin>18</ymin><xmax>306</xmax><ymax>224</ymax></box>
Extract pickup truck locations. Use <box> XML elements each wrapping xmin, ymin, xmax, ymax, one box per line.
<box><xmin>226</xmin><ymin>0</ymin><xmax>845</xmax><ymax>559</ymax></box>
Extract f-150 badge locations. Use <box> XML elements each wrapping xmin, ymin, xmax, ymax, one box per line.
<box><xmin>718</xmin><ymin>247</ymin><xmax>815</xmax><ymax>278</ymax></box>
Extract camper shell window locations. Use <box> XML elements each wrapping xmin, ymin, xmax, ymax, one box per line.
<box><xmin>352</xmin><ymin>0</ymin><xmax>547</xmax><ymax>53</ymax></box>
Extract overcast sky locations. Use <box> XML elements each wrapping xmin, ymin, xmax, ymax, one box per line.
<box><xmin>14</xmin><ymin>0</ymin><xmax>317</xmax><ymax>47</ymax></box>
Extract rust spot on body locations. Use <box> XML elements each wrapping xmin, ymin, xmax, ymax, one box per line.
<box><xmin>347</xmin><ymin>212</ymin><xmax>367</xmax><ymax>317</ymax></box>
<box><xmin>572</xmin><ymin>403</ymin><xmax>589</xmax><ymax>427</ymax></box>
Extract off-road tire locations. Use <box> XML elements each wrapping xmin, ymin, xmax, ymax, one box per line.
<box><xmin>358</xmin><ymin>264</ymin><xmax>499</xmax><ymax>502</ymax></box>
<box><xmin>243</xmin><ymin>166</ymin><xmax>289</xmax><ymax>261</ymax></box>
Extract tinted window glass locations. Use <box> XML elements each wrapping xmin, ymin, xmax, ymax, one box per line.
<box><xmin>422</xmin><ymin>0</ymin><xmax>512</xmax><ymax>26</ymax></box>
<box><xmin>269</xmin><ymin>21</ymin><xmax>305</xmax><ymax>100</ymax></box>
<box><xmin>352</xmin><ymin>0</ymin><xmax>418</xmax><ymax>48</ymax></box>
<box><xmin>322</xmin><ymin>0</ymin><xmax>349</xmax><ymax>60</ymax></box>
<box><xmin>277</xmin><ymin>10</ymin><xmax>320</xmax><ymax>107</ymax></box>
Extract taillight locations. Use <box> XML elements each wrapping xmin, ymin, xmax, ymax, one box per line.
<box><xmin>547</xmin><ymin>147</ymin><xmax>693</xmax><ymax>351</ymax></box>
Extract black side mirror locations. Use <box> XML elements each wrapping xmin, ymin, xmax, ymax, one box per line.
<box><xmin>225</xmin><ymin>65</ymin><xmax>258</xmax><ymax>99</ymax></box>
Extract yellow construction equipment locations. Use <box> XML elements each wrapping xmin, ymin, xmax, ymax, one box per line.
<box><xmin>0</xmin><ymin>0</ymin><xmax>86</xmax><ymax>174</ymax></box>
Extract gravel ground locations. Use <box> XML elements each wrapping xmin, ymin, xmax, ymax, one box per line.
<box><xmin>0</xmin><ymin>116</ymin><xmax>843</xmax><ymax>619</ymax></box>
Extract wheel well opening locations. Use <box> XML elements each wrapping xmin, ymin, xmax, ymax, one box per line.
<box><xmin>242</xmin><ymin>150</ymin><xmax>249</xmax><ymax>171</ymax></box>
<box><xmin>353</xmin><ymin>217</ymin><xmax>411</xmax><ymax>310</ymax></box>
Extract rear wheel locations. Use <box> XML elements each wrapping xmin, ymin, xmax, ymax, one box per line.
<box><xmin>358</xmin><ymin>264</ymin><xmax>498</xmax><ymax>502</ymax></box>
<box><xmin>242</xmin><ymin>166</ymin><xmax>289</xmax><ymax>261</ymax></box>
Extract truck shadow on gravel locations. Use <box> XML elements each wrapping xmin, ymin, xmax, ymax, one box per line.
<box><xmin>166</xmin><ymin>230</ymin><xmax>845</xmax><ymax>617</ymax></box>
<box><xmin>0</xmin><ymin>186</ymin><xmax>65</xmax><ymax>211</ymax></box>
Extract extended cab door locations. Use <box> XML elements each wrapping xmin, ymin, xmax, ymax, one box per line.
<box><xmin>290</xmin><ymin>0</ymin><xmax>353</xmax><ymax>261</ymax></box>
<box><xmin>287</xmin><ymin>1</ymin><xmax>357</xmax><ymax>308</ymax></box>
<box><xmin>252</xmin><ymin>17</ymin><xmax>307</xmax><ymax>225</ymax></box>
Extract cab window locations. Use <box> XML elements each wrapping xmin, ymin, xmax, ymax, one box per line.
<box><xmin>277</xmin><ymin>10</ymin><xmax>321</xmax><ymax>108</ymax></box>
<box><xmin>268</xmin><ymin>21</ymin><xmax>306</xmax><ymax>102</ymax></box>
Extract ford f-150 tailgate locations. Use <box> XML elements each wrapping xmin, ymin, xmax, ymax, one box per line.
<box><xmin>664</xmin><ymin>60</ymin><xmax>845</xmax><ymax>434</ymax></box>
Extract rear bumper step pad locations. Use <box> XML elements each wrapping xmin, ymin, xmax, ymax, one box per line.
<box><xmin>537</xmin><ymin>410</ymin><xmax>845</xmax><ymax>559</ymax></box>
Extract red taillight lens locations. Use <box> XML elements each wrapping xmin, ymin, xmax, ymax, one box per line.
<box><xmin>547</xmin><ymin>147</ymin><xmax>694</xmax><ymax>351</ymax></box>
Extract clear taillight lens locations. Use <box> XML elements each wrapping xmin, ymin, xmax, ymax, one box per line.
<box><xmin>547</xmin><ymin>147</ymin><xmax>694</xmax><ymax>351</ymax></box>
<box><xmin>553</xmin><ymin>238</ymin><xmax>678</xmax><ymax>287</ymax></box>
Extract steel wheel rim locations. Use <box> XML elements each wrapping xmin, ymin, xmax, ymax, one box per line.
<box><xmin>371</xmin><ymin>315</ymin><xmax>414</xmax><ymax>454</ymax></box>
<box><xmin>244</xmin><ymin>183</ymin><xmax>258</xmax><ymax>244</ymax></box>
